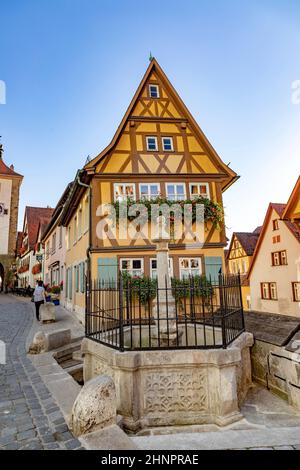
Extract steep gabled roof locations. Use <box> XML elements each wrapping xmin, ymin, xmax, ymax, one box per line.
<box><xmin>23</xmin><ymin>207</ymin><xmax>54</xmax><ymax>250</ymax></box>
<box><xmin>227</xmin><ymin>228</ymin><xmax>261</xmax><ymax>260</ymax></box>
<box><xmin>15</xmin><ymin>231</ymin><xmax>23</xmax><ymax>256</ymax></box>
<box><xmin>84</xmin><ymin>58</ymin><xmax>238</xmax><ymax>191</ymax></box>
<box><xmin>248</xmin><ymin>202</ymin><xmax>300</xmax><ymax>278</ymax></box>
<box><xmin>234</xmin><ymin>232</ymin><xmax>261</xmax><ymax>256</ymax></box>
<box><xmin>41</xmin><ymin>182</ymin><xmax>73</xmax><ymax>241</ymax></box>
<box><xmin>282</xmin><ymin>176</ymin><xmax>300</xmax><ymax>220</ymax></box>
<box><xmin>0</xmin><ymin>156</ymin><xmax>23</xmax><ymax>178</ymax></box>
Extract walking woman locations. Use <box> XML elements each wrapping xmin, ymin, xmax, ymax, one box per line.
<box><xmin>33</xmin><ymin>280</ymin><xmax>45</xmax><ymax>321</ymax></box>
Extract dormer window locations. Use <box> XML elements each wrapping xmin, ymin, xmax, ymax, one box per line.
<box><xmin>162</xmin><ymin>137</ymin><xmax>174</xmax><ymax>152</ymax></box>
<box><xmin>149</xmin><ymin>84</ymin><xmax>159</xmax><ymax>98</ymax></box>
<box><xmin>146</xmin><ymin>136</ymin><xmax>158</xmax><ymax>151</ymax></box>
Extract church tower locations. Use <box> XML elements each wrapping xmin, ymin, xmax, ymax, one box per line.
<box><xmin>0</xmin><ymin>143</ymin><xmax>23</xmax><ymax>291</ymax></box>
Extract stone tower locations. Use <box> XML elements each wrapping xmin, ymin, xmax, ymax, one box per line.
<box><xmin>0</xmin><ymin>143</ymin><xmax>23</xmax><ymax>291</ymax></box>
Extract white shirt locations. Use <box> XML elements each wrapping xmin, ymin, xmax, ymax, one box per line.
<box><xmin>33</xmin><ymin>286</ymin><xmax>45</xmax><ymax>302</ymax></box>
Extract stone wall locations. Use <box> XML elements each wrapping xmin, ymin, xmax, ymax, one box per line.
<box><xmin>82</xmin><ymin>332</ymin><xmax>253</xmax><ymax>432</ymax></box>
<box><xmin>251</xmin><ymin>339</ymin><xmax>300</xmax><ymax>411</ymax></box>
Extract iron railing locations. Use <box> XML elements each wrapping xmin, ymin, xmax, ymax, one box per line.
<box><xmin>85</xmin><ymin>274</ymin><xmax>245</xmax><ymax>351</ymax></box>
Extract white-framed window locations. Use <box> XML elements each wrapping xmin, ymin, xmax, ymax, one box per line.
<box><xmin>51</xmin><ymin>232</ymin><xmax>56</xmax><ymax>254</ymax></box>
<box><xmin>292</xmin><ymin>282</ymin><xmax>300</xmax><ymax>302</ymax></box>
<box><xmin>261</xmin><ymin>283</ymin><xmax>270</xmax><ymax>300</ymax></box>
<box><xmin>166</xmin><ymin>183</ymin><xmax>186</xmax><ymax>201</ymax></box>
<box><xmin>189</xmin><ymin>183</ymin><xmax>210</xmax><ymax>200</ymax></box>
<box><xmin>73</xmin><ymin>216</ymin><xmax>77</xmax><ymax>244</ymax></box>
<box><xmin>270</xmin><ymin>282</ymin><xmax>277</xmax><ymax>300</ymax></box>
<box><xmin>162</xmin><ymin>137</ymin><xmax>174</xmax><ymax>152</ymax></box>
<box><xmin>179</xmin><ymin>258</ymin><xmax>202</xmax><ymax>279</ymax></box>
<box><xmin>78</xmin><ymin>207</ymin><xmax>82</xmax><ymax>238</ymax></box>
<box><xmin>120</xmin><ymin>258</ymin><xmax>144</xmax><ymax>277</ymax></box>
<box><xmin>261</xmin><ymin>282</ymin><xmax>277</xmax><ymax>300</ymax></box>
<box><xmin>272</xmin><ymin>252</ymin><xmax>280</xmax><ymax>266</ymax></box>
<box><xmin>59</xmin><ymin>226</ymin><xmax>63</xmax><ymax>248</ymax></box>
<box><xmin>84</xmin><ymin>196</ymin><xmax>89</xmax><ymax>232</ymax></box>
<box><xmin>46</xmin><ymin>241</ymin><xmax>50</xmax><ymax>259</ymax></box>
<box><xmin>146</xmin><ymin>136</ymin><xmax>158</xmax><ymax>151</ymax></box>
<box><xmin>139</xmin><ymin>183</ymin><xmax>160</xmax><ymax>200</ymax></box>
<box><xmin>149</xmin><ymin>84</ymin><xmax>159</xmax><ymax>98</ymax></box>
<box><xmin>114</xmin><ymin>183</ymin><xmax>136</xmax><ymax>202</ymax></box>
<box><xmin>67</xmin><ymin>226</ymin><xmax>71</xmax><ymax>250</ymax></box>
<box><xmin>150</xmin><ymin>258</ymin><xmax>173</xmax><ymax>279</ymax></box>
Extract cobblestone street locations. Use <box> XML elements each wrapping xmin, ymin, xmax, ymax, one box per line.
<box><xmin>0</xmin><ymin>294</ymin><xmax>83</xmax><ymax>450</ymax></box>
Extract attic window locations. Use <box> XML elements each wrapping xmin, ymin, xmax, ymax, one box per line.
<box><xmin>146</xmin><ymin>136</ymin><xmax>158</xmax><ymax>151</ymax></box>
<box><xmin>149</xmin><ymin>84</ymin><xmax>159</xmax><ymax>98</ymax></box>
<box><xmin>162</xmin><ymin>137</ymin><xmax>174</xmax><ymax>152</ymax></box>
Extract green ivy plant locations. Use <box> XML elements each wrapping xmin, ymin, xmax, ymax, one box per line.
<box><xmin>113</xmin><ymin>196</ymin><xmax>224</xmax><ymax>231</ymax></box>
<box><xmin>121</xmin><ymin>272</ymin><xmax>157</xmax><ymax>305</ymax></box>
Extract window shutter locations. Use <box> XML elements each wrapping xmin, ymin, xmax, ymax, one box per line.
<box><xmin>97</xmin><ymin>257</ymin><xmax>118</xmax><ymax>285</ymax></box>
<box><xmin>80</xmin><ymin>262</ymin><xmax>84</xmax><ymax>293</ymax></box>
<box><xmin>204</xmin><ymin>257</ymin><xmax>223</xmax><ymax>283</ymax></box>
<box><xmin>69</xmin><ymin>267</ymin><xmax>73</xmax><ymax>299</ymax></box>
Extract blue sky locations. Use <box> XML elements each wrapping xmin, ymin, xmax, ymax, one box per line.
<box><xmin>1</xmin><ymin>0</ymin><xmax>300</xmax><ymax>239</ymax></box>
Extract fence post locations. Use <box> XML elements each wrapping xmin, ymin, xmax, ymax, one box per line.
<box><xmin>119</xmin><ymin>271</ymin><xmax>124</xmax><ymax>352</ymax></box>
<box><xmin>84</xmin><ymin>276</ymin><xmax>91</xmax><ymax>336</ymax></box>
<box><xmin>219</xmin><ymin>273</ymin><xmax>227</xmax><ymax>348</ymax></box>
<box><xmin>238</xmin><ymin>272</ymin><xmax>245</xmax><ymax>331</ymax></box>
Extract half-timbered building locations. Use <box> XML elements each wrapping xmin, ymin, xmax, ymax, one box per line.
<box><xmin>61</xmin><ymin>59</ymin><xmax>238</xmax><ymax>322</ymax></box>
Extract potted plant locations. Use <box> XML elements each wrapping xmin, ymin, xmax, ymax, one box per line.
<box><xmin>50</xmin><ymin>285</ymin><xmax>61</xmax><ymax>305</ymax></box>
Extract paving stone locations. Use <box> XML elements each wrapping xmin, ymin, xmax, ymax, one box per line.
<box><xmin>65</xmin><ymin>439</ymin><xmax>81</xmax><ymax>450</ymax></box>
<box><xmin>4</xmin><ymin>442</ymin><xmax>20</xmax><ymax>450</ymax></box>
<box><xmin>0</xmin><ymin>427</ymin><xmax>17</xmax><ymax>437</ymax></box>
<box><xmin>41</xmin><ymin>432</ymin><xmax>56</xmax><ymax>443</ymax></box>
<box><xmin>45</xmin><ymin>442</ymin><xmax>60</xmax><ymax>449</ymax></box>
<box><xmin>17</xmin><ymin>422</ymin><xmax>35</xmax><ymax>432</ymax></box>
<box><xmin>54</xmin><ymin>424</ymin><xmax>69</xmax><ymax>433</ymax></box>
<box><xmin>17</xmin><ymin>429</ymin><xmax>37</xmax><ymax>441</ymax></box>
<box><xmin>0</xmin><ymin>434</ymin><xmax>16</xmax><ymax>445</ymax></box>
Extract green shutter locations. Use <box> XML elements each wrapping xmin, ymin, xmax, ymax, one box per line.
<box><xmin>69</xmin><ymin>267</ymin><xmax>73</xmax><ymax>299</ymax></box>
<box><xmin>97</xmin><ymin>257</ymin><xmax>118</xmax><ymax>285</ymax></box>
<box><xmin>80</xmin><ymin>262</ymin><xmax>84</xmax><ymax>293</ymax></box>
<box><xmin>204</xmin><ymin>256</ymin><xmax>223</xmax><ymax>283</ymax></box>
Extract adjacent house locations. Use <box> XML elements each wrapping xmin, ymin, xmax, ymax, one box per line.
<box><xmin>18</xmin><ymin>206</ymin><xmax>53</xmax><ymax>287</ymax></box>
<box><xmin>248</xmin><ymin>177</ymin><xmax>300</xmax><ymax>317</ymax></box>
<box><xmin>60</xmin><ymin>59</ymin><xmax>238</xmax><ymax>323</ymax></box>
<box><xmin>226</xmin><ymin>227</ymin><xmax>261</xmax><ymax>310</ymax></box>
<box><xmin>41</xmin><ymin>182</ymin><xmax>73</xmax><ymax>306</ymax></box>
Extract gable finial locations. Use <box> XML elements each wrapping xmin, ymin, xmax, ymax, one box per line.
<box><xmin>149</xmin><ymin>51</ymin><xmax>154</xmax><ymax>62</ymax></box>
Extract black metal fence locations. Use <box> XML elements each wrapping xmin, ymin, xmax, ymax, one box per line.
<box><xmin>85</xmin><ymin>274</ymin><xmax>245</xmax><ymax>351</ymax></box>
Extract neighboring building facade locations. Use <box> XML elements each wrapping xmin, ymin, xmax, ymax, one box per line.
<box><xmin>226</xmin><ymin>228</ymin><xmax>261</xmax><ymax>310</ymax></box>
<box><xmin>18</xmin><ymin>206</ymin><xmax>53</xmax><ymax>287</ymax></box>
<box><xmin>248</xmin><ymin>178</ymin><xmax>300</xmax><ymax>316</ymax></box>
<box><xmin>0</xmin><ymin>144</ymin><xmax>23</xmax><ymax>291</ymax></box>
<box><xmin>61</xmin><ymin>59</ymin><xmax>238</xmax><ymax>323</ymax></box>
<box><xmin>42</xmin><ymin>183</ymin><xmax>72</xmax><ymax>307</ymax></box>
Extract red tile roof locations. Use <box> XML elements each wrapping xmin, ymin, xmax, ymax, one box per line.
<box><xmin>24</xmin><ymin>207</ymin><xmax>54</xmax><ymax>250</ymax></box>
<box><xmin>15</xmin><ymin>231</ymin><xmax>23</xmax><ymax>256</ymax></box>
<box><xmin>234</xmin><ymin>230</ymin><xmax>261</xmax><ymax>256</ymax></box>
<box><xmin>0</xmin><ymin>157</ymin><xmax>23</xmax><ymax>178</ymax></box>
<box><xmin>271</xmin><ymin>203</ymin><xmax>300</xmax><ymax>243</ymax></box>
